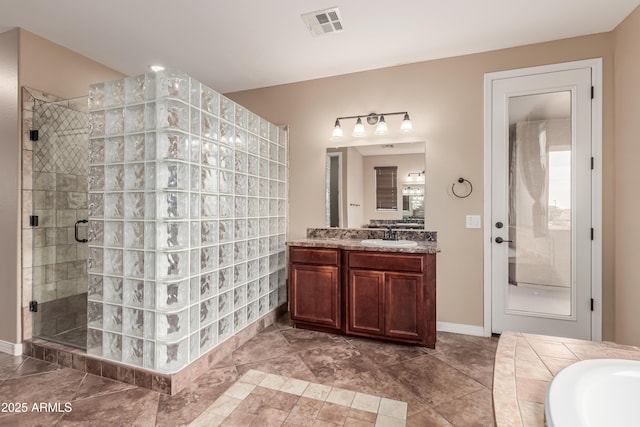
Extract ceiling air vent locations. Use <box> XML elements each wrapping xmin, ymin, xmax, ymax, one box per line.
<box><xmin>301</xmin><ymin>7</ymin><xmax>344</xmax><ymax>36</ymax></box>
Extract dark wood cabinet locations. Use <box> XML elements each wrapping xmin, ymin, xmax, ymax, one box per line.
<box><xmin>347</xmin><ymin>269</ymin><xmax>385</xmax><ymax>336</ymax></box>
<box><xmin>288</xmin><ymin>246</ymin><xmax>436</xmax><ymax>348</ymax></box>
<box><xmin>346</xmin><ymin>251</ymin><xmax>435</xmax><ymax>347</ymax></box>
<box><xmin>289</xmin><ymin>247</ymin><xmax>341</xmax><ymax>331</ymax></box>
<box><xmin>347</xmin><ymin>270</ymin><xmax>424</xmax><ymax>340</ymax></box>
<box><xmin>384</xmin><ymin>272</ymin><xmax>424</xmax><ymax>340</ymax></box>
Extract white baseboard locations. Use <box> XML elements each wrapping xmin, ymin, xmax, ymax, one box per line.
<box><xmin>0</xmin><ymin>340</ymin><xmax>23</xmax><ymax>356</ymax></box>
<box><xmin>436</xmin><ymin>321</ymin><xmax>485</xmax><ymax>337</ymax></box>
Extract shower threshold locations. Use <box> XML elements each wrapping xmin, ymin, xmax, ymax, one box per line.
<box><xmin>35</xmin><ymin>325</ymin><xmax>87</xmax><ymax>350</ymax></box>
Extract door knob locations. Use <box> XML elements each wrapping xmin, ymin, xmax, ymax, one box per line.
<box><xmin>495</xmin><ymin>236</ymin><xmax>512</xmax><ymax>244</ymax></box>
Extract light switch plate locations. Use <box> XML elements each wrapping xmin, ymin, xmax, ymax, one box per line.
<box><xmin>466</xmin><ymin>215</ymin><xmax>481</xmax><ymax>229</ymax></box>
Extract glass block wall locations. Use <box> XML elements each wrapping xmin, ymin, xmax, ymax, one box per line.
<box><xmin>86</xmin><ymin>70</ymin><xmax>287</xmax><ymax>373</ymax></box>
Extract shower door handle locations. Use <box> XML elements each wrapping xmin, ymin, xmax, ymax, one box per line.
<box><xmin>75</xmin><ymin>219</ymin><xmax>88</xmax><ymax>243</ymax></box>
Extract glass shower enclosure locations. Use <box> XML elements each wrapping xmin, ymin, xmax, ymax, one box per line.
<box><xmin>30</xmin><ymin>96</ymin><xmax>89</xmax><ymax>349</ymax></box>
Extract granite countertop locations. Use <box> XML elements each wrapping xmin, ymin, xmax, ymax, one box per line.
<box><xmin>287</xmin><ymin>237</ymin><xmax>440</xmax><ymax>254</ymax></box>
<box><xmin>493</xmin><ymin>331</ymin><xmax>640</xmax><ymax>427</ymax></box>
<box><xmin>287</xmin><ymin>227</ymin><xmax>440</xmax><ymax>254</ymax></box>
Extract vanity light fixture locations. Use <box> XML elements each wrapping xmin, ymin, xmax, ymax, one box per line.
<box><xmin>375</xmin><ymin>115</ymin><xmax>389</xmax><ymax>135</ymax></box>
<box><xmin>149</xmin><ymin>64</ymin><xmax>165</xmax><ymax>72</ymax></box>
<box><xmin>400</xmin><ymin>113</ymin><xmax>413</xmax><ymax>133</ymax></box>
<box><xmin>352</xmin><ymin>117</ymin><xmax>366</xmax><ymax>137</ymax></box>
<box><xmin>331</xmin><ymin>119</ymin><xmax>344</xmax><ymax>139</ymax></box>
<box><xmin>330</xmin><ymin>111</ymin><xmax>413</xmax><ymax>140</ymax></box>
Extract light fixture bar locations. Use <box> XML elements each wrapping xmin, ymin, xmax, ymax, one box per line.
<box><xmin>334</xmin><ymin>111</ymin><xmax>408</xmax><ymax>121</ymax></box>
<box><xmin>330</xmin><ymin>111</ymin><xmax>413</xmax><ymax>139</ymax></box>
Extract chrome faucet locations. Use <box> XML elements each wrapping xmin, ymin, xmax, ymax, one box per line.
<box><xmin>383</xmin><ymin>226</ymin><xmax>398</xmax><ymax>241</ymax></box>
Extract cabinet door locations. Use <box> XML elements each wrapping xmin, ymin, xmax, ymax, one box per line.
<box><xmin>385</xmin><ymin>272</ymin><xmax>424</xmax><ymax>341</ymax></box>
<box><xmin>290</xmin><ymin>264</ymin><xmax>340</xmax><ymax>328</ymax></box>
<box><xmin>347</xmin><ymin>270</ymin><xmax>385</xmax><ymax>336</ymax></box>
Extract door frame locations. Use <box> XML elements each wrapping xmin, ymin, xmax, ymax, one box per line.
<box><xmin>483</xmin><ymin>59</ymin><xmax>603</xmax><ymax>341</ymax></box>
<box><xmin>325</xmin><ymin>151</ymin><xmax>343</xmax><ymax>227</ymax></box>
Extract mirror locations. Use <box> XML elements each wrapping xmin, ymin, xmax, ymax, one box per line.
<box><xmin>402</xmin><ymin>183</ymin><xmax>424</xmax><ymax>218</ymax></box>
<box><xmin>326</xmin><ymin>141</ymin><xmax>426</xmax><ymax>228</ymax></box>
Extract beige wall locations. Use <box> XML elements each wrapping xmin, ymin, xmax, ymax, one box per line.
<box><xmin>19</xmin><ymin>29</ymin><xmax>124</xmax><ymax>98</ymax></box>
<box><xmin>227</xmin><ymin>33</ymin><xmax>616</xmax><ymax>337</ymax></box>
<box><xmin>0</xmin><ymin>29</ymin><xmax>21</xmax><ymax>345</ymax></box>
<box><xmin>0</xmin><ymin>28</ymin><xmax>125</xmax><ymax>346</ymax></box>
<box><xmin>614</xmin><ymin>6</ymin><xmax>640</xmax><ymax>346</ymax></box>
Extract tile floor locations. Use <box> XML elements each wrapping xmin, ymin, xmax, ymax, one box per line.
<box><xmin>0</xmin><ymin>314</ymin><xmax>498</xmax><ymax>426</ymax></box>
<box><xmin>190</xmin><ymin>369</ymin><xmax>409</xmax><ymax>426</ymax></box>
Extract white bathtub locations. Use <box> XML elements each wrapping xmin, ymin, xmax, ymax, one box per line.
<box><xmin>545</xmin><ymin>358</ymin><xmax>640</xmax><ymax>427</ymax></box>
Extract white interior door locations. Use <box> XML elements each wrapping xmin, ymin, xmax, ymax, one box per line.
<box><xmin>487</xmin><ymin>63</ymin><xmax>596</xmax><ymax>340</ymax></box>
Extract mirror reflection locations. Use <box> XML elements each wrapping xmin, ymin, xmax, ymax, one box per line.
<box><xmin>325</xmin><ymin>141</ymin><xmax>426</xmax><ymax>229</ymax></box>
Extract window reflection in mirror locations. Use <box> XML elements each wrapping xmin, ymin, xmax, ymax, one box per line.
<box><xmin>325</xmin><ymin>141</ymin><xmax>425</xmax><ymax>229</ymax></box>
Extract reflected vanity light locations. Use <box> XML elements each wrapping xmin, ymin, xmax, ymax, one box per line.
<box><xmin>407</xmin><ymin>171</ymin><xmax>425</xmax><ymax>182</ymax></box>
<box><xmin>403</xmin><ymin>186</ymin><xmax>424</xmax><ymax>195</ymax></box>
<box><xmin>149</xmin><ymin>64</ymin><xmax>165</xmax><ymax>72</ymax></box>
<box><xmin>330</xmin><ymin>111</ymin><xmax>413</xmax><ymax>140</ymax></box>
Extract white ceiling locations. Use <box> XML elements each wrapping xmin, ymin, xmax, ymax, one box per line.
<box><xmin>1</xmin><ymin>0</ymin><xmax>639</xmax><ymax>94</ymax></box>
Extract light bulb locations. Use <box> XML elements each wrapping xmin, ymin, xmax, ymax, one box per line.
<box><xmin>331</xmin><ymin>119</ymin><xmax>343</xmax><ymax>139</ymax></box>
<box><xmin>150</xmin><ymin>64</ymin><xmax>165</xmax><ymax>72</ymax></box>
<box><xmin>375</xmin><ymin>115</ymin><xmax>389</xmax><ymax>135</ymax></box>
<box><xmin>400</xmin><ymin>113</ymin><xmax>413</xmax><ymax>133</ymax></box>
<box><xmin>352</xmin><ymin>117</ymin><xmax>366</xmax><ymax>137</ymax></box>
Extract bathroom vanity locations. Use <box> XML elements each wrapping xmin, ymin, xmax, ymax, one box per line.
<box><xmin>288</xmin><ymin>228</ymin><xmax>438</xmax><ymax>348</ymax></box>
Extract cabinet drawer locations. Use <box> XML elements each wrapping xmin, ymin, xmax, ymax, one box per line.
<box><xmin>290</xmin><ymin>247</ymin><xmax>339</xmax><ymax>266</ymax></box>
<box><xmin>348</xmin><ymin>251</ymin><xmax>424</xmax><ymax>273</ymax></box>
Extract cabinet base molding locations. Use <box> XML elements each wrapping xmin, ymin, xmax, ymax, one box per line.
<box><xmin>291</xmin><ymin>322</ymin><xmax>346</xmax><ymax>336</ymax></box>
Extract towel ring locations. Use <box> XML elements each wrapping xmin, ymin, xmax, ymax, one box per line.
<box><xmin>452</xmin><ymin>177</ymin><xmax>473</xmax><ymax>198</ymax></box>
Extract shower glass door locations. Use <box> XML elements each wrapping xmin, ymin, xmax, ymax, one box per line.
<box><xmin>31</xmin><ymin>96</ymin><xmax>89</xmax><ymax>349</ymax></box>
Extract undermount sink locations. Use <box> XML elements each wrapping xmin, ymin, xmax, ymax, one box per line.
<box><xmin>360</xmin><ymin>239</ymin><xmax>418</xmax><ymax>248</ymax></box>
